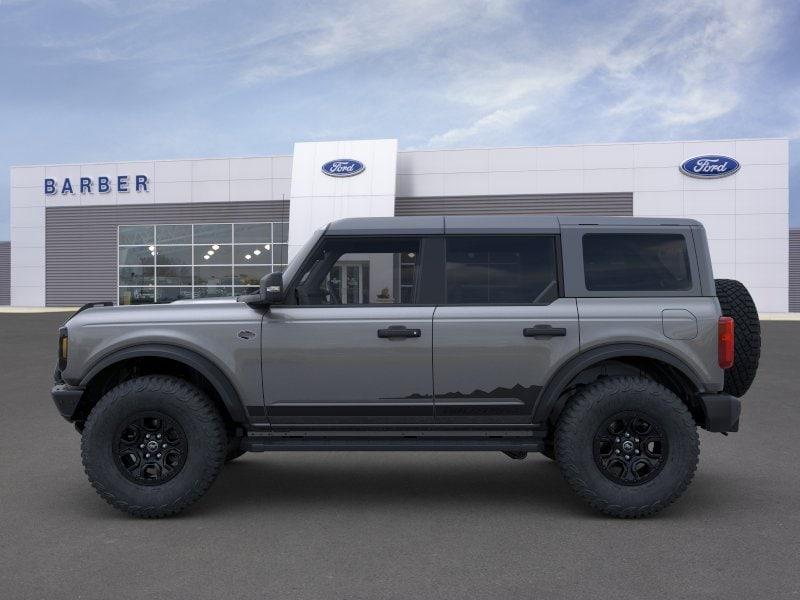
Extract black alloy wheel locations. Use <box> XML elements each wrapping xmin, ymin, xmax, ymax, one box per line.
<box><xmin>593</xmin><ymin>412</ymin><xmax>667</xmax><ymax>485</ymax></box>
<box><xmin>114</xmin><ymin>412</ymin><xmax>188</xmax><ymax>485</ymax></box>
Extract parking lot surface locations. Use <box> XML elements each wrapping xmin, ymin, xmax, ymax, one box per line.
<box><xmin>1</xmin><ymin>313</ymin><xmax>799</xmax><ymax>600</ymax></box>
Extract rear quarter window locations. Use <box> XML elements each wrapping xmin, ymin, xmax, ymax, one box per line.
<box><xmin>582</xmin><ymin>233</ymin><xmax>692</xmax><ymax>292</ymax></box>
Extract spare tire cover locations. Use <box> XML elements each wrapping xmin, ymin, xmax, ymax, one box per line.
<box><xmin>715</xmin><ymin>279</ymin><xmax>761</xmax><ymax>397</ymax></box>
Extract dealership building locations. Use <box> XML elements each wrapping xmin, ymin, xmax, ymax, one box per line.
<box><xmin>4</xmin><ymin>137</ymin><xmax>792</xmax><ymax>312</ymax></box>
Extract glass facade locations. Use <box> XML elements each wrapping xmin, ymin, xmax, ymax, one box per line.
<box><xmin>118</xmin><ymin>222</ymin><xmax>288</xmax><ymax>305</ymax></box>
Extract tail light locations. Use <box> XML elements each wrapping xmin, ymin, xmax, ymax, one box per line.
<box><xmin>58</xmin><ymin>327</ymin><xmax>68</xmax><ymax>371</ymax></box>
<box><xmin>718</xmin><ymin>317</ymin><xmax>734</xmax><ymax>369</ymax></box>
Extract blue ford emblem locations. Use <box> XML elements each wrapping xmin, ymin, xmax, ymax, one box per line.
<box><xmin>680</xmin><ymin>155</ymin><xmax>740</xmax><ymax>178</ymax></box>
<box><xmin>321</xmin><ymin>159</ymin><xmax>365</xmax><ymax>177</ymax></box>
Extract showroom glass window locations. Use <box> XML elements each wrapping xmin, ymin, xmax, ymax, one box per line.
<box><xmin>293</xmin><ymin>237</ymin><xmax>420</xmax><ymax>305</ymax></box>
<box><xmin>582</xmin><ymin>233</ymin><xmax>692</xmax><ymax>292</ymax></box>
<box><xmin>445</xmin><ymin>236</ymin><xmax>559</xmax><ymax>304</ymax></box>
<box><xmin>118</xmin><ymin>222</ymin><xmax>289</xmax><ymax>304</ymax></box>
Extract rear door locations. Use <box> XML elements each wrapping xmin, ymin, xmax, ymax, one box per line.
<box><xmin>432</xmin><ymin>234</ymin><xmax>579</xmax><ymax>423</ymax></box>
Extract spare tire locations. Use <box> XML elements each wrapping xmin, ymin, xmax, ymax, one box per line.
<box><xmin>715</xmin><ymin>279</ymin><xmax>761</xmax><ymax>397</ymax></box>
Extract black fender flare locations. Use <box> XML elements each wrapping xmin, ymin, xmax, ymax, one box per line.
<box><xmin>79</xmin><ymin>343</ymin><xmax>248</xmax><ymax>423</ymax></box>
<box><xmin>533</xmin><ymin>343</ymin><xmax>705</xmax><ymax>425</ymax></box>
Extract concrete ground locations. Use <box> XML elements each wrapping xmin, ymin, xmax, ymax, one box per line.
<box><xmin>0</xmin><ymin>313</ymin><xmax>798</xmax><ymax>600</ymax></box>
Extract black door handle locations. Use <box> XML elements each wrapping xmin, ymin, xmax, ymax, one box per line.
<box><xmin>523</xmin><ymin>325</ymin><xmax>567</xmax><ymax>338</ymax></box>
<box><xmin>378</xmin><ymin>326</ymin><xmax>422</xmax><ymax>339</ymax></box>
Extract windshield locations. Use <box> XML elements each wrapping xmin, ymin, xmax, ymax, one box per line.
<box><xmin>280</xmin><ymin>228</ymin><xmax>323</xmax><ymax>286</ymax></box>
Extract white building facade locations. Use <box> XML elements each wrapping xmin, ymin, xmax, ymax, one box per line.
<box><xmin>8</xmin><ymin>137</ymin><xmax>790</xmax><ymax>312</ymax></box>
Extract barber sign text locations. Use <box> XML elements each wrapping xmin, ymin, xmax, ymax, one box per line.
<box><xmin>44</xmin><ymin>175</ymin><xmax>149</xmax><ymax>195</ymax></box>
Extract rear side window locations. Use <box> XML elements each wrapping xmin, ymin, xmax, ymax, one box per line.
<box><xmin>582</xmin><ymin>233</ymin><xmax>692</xmax><ymax>292</ymax></box>
<box><xmin>445</xmin><ymin>236</ymin><xmax>559</xmax><ymax>304</ymax></box>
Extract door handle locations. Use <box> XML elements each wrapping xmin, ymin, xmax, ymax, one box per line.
<box><xmin>377</xmin><ymin>326</ymin><xmax>422</xmax><ymax>339</ymax></box>
<box><xmin>523</xmin><ymin>325</ymin><xmax>567</xmax><ymax>338</ymax></box>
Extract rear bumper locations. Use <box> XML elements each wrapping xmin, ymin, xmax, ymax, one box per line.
<box><xmin>698</xmin><ymin>392</ymin><xmax>741</xmax><ymax>433</ymax></box>
<box><xmin>51</xmin><ymin>384</ymin><xmax>85</xmax><ymax>421</ymax></box>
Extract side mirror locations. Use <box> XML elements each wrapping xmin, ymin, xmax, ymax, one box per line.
<box><xmin>239</xmin><ymin>271</ymin><xmax>284</xmax><ymax>306</ymax></box>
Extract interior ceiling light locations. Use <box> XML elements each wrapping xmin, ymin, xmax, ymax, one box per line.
<box><xmin>264</xmin><ymin>244</ymin><xmax>270</xmax><ymax>250</ymax></box>
<box><xmin>253</xmin><ymin>249</ymin><xmax>261</xmax><ymax>255</ymax></box>
<box><xmin>208</xmin><ymin>250</ymin><xmax>215</xmax><ymax>256</ymax></box>
<box><xmin>148</xmin><ymin>246</ymin><xmax>155</xmax><ymax>251</ymax></box>
<box><xmin>212</xmin><ymin>244</ymin><xmax>219</xmax><ymax>251</ymax></box>
<box><xmin>245</xmin><ymin>254</ymin><xmax>252</xmax><ymax>260</ymax></box>
<box><xmin>203</xmin><ymin>255</ymin><xmax>210</xmax><ymax>260</ymax></box>
<box><xmin>150</xmin><ymin>251</ymin><xmax>155</xmax><ymax>256</ymax></box>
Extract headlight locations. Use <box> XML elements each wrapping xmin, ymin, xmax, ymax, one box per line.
<box><xmin>58</xmin><ymin>327</ymin><xmax>68</xmax><ymax>371</ymax></box>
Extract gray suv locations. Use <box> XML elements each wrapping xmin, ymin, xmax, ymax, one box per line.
<box><xmin>51</xmin><ymin>216</ymin><xmax>761</xmax><ymax>518</ymax></box>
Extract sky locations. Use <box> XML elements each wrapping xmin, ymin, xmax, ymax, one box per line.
<box><xmin>1</xmin><ymin>0</ymin><xmax>799</xmax><ymax>237</ymax></box>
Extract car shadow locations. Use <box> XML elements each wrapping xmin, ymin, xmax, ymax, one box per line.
<box><xmin>62</xmin><ymin>453</ymin><xmax>743</xmax><ymax>521</ymax></box>
<box><xmin>195</xmin><ymin>453</ymin><xmax>745</xmax><ymax>520</ymax></box>
<box><xmin>193</xmin><ymin>453</ymin><xmax>594</xmax><ymax>517</ymax></box>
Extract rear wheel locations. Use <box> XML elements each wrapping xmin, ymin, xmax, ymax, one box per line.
<box><xmin>555</xmin><ymin>376</ymin><xmax>699</xmax><ymax>518</ymax></box>
<box><xmin>81</xmin><ymin>375</ymin><xmax>226</xmax><ymax>518</ymax></box>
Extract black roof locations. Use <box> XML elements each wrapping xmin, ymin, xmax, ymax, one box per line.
<box><xmin>325</xmin><ymin>215</ymin><xmax>701</xmax><ymax>235</ymax></box>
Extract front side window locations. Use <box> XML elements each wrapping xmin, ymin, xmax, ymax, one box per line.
<box><xmin>445</xmin><ymin>236</ymin><xmax>559</xmax><ymax>304</ymax></box>
<box><xmin>582</xmin><ymin>233</ymin><xmax>692</xmax><ymax>292</ymax></box>
<box><xmin>293</xmin><ymin>237</ymin><xmax>421</xmax><ymax>306</ymax></box>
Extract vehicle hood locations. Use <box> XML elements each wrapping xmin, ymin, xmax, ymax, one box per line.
<box><xmin>65</xmin><ymin>297</ymin><xmax>248</xmax><ymax>328</ymax></box>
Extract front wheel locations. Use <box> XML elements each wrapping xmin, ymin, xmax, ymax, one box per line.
<box><xmin>555</xmin><ymin>376</ymin><xmax>699</xmax><ymax>518</ymax></box>
<box><xmin>81</xmin><ymin>375</ymin><xmax>227</xmax><ymax>518</ymax></box>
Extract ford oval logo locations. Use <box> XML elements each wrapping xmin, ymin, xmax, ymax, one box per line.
<box><xmin>321</xmin><ymin>159</ymin><xmax>365</xmax><ymax>177</ymax></box>
<box><xmin>680</xmin><ymin>155</ymin><xmax>740</xmax><ymax>179</ymax></box>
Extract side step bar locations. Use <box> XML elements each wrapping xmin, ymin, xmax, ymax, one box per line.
<box><xmin>242</xmin><ymin>437</ymin><xmax>545</xmax><ymax>452</ymax></box>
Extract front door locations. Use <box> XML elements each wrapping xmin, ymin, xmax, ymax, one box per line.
<box><xmin>262</xmin><ymin>235</ymin><xmax>434</xmax><ymax>424</ymax></box>
<box><xmin>432</xmin><ymin>235</ymin><xmax>579</xmax><ymax>423</ymax></box>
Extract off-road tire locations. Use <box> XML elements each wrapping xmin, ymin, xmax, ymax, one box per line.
<box><xmin>715</xmin><ymin>278</ymin><xmax>761</xmax><ymax>397</ymax></box>
<box><xmin>555</xmin><ymin>376</ymin><xmax>699</xmax><ymax>518</ymax></box>
<box><xmin>81</xmin><ymin>375</ymin><xmax>226</xmax><ymax>518</ymax></box>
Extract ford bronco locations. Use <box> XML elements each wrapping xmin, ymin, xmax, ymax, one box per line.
<box><xmin>51</xmin><ymin>216</ymin><xmax>761</xmax><ymax>518</ymax></box>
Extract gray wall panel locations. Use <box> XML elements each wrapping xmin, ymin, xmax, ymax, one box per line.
<box><xmin>46</xmin><ymin>201</ymin><xmax>289</xmax><ymax>307</ymax></box>
<box><xmin>395</xmin><ymin>193</ymin><xmax>633</xmax><ymax>216</ymax></box>
<box><xmin>790</xmin><ymin>229</ymin><xmax>800</xmax><ymax>312</ymax></box>
<box><xmin>0</xmin><ymin>242</ymin><xmax>10</xmax><ymax>306</ymax></box>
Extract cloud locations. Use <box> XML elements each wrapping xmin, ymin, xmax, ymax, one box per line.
<box><xmin>428</xmin><ymin>105</ymin><xmax>535</xmax><ymax>146</ymax></box>
<box><xmin>602</xmin><ymin>0</ymin><xmax>781</xmax><ymax>126</ymax></box>
<box><xmin>423</xmin><ymin>0</ymin><xmax>786</xmax><ymax>145</ymax></box>
<box><xmin>11</xmin><ymin>0</ymin><xmax>213</xmax><ymax>65</ymax></box>
<box><xmin>237</xmin><ymin>0</ymin><xmax>519</xmax><ymax>84</ymax></box>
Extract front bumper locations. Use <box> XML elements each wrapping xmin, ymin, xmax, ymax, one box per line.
<box><xmin>698</xmin><ymin>392</ymin><xmax>741</xmax><ymax>433</ymax></box>
<box><xmin>52</xmin><ymin>384</ymin><xmax>85</xmax><ymax>421</ymax></box>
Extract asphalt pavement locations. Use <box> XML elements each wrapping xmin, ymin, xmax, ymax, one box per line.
<box><xmin>1</xmin><ymin>313</ymin><xmax>798</xmax><ymax>599</ymax></box>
